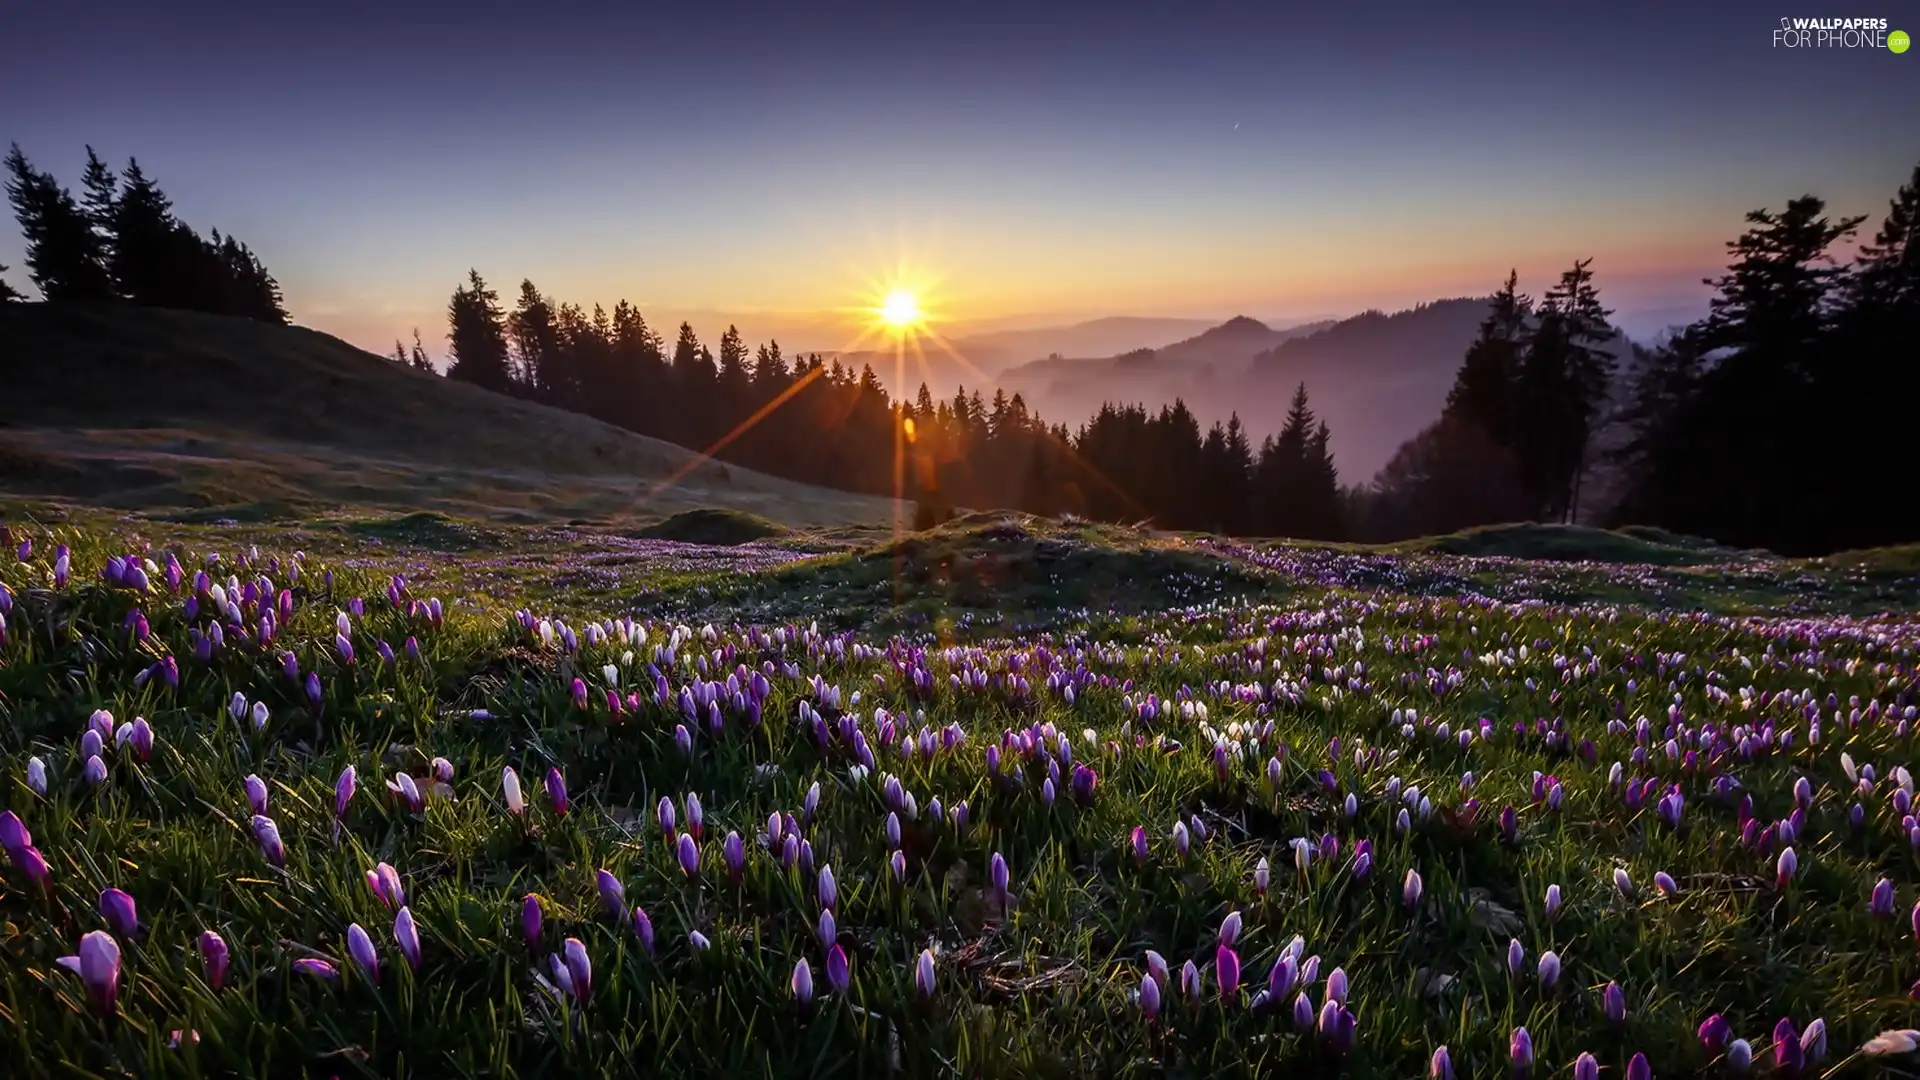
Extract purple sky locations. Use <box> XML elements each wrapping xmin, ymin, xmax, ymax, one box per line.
<box><xmin>3</xmin><ymin>0</ymin><xmax>1916</xmax><ymax>353</ymax></box>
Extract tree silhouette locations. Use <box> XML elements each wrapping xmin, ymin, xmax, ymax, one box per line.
<box><xmin>4</xmin><ymin>144</ymin><xmax>114</xmax><ymax>301</ymax></box>
<box><xmin>446</xmin><ymin>270</ymin><xmax>514</xmax><ymax>393</ymax></box>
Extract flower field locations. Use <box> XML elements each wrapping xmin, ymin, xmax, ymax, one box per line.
<box><xmin>2</xmin><ymin>513</ymin><xmax>1918</xmax><ymax>1078</ymax></box>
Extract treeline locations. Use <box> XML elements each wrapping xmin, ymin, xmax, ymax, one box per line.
<box><xmin>428</xmin><ymin>271</ymin><xmax>1349</xmax><ymax>536</ymax></box>
<box><xmin>2</xmin><ymin>145</ymin><xmax>286</xmax><ymax>322</ymax></box>
<box><xmin>1356</xmin><ymin>158</ymin><xmax>1919</xmax><ymax>555</ymax></box>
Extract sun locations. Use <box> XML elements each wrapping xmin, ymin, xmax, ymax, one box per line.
<box><xmin>878</xmin><ymin>289</ymin><xmax>923</xmax><ymax>328</ymax></box>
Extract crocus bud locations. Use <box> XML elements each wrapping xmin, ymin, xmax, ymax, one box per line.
<box><xmin>83</xmin><ymin>754</ymin><xmax>108</xmax><ymax>787</ymax></box>
<box><xmin>335</xmin><ymin>765</ymin><xmax>356</xmax><ymax>820</ymax></box>
<box><xmin>521</xmin><ymin>894</ymin><xmax>543</xmax><ymax>945</ymax></box>
<box><xmin>199</xmin><ymin>930</ymin><xmax>229</xmax><ymax>990</ymax></box>
<box><xmin>1870</xmin><ymin>878</ymin><xmax>1895</xmax><ymax>918</ymax></box>
<box><xmin>676</xmin><ymin>833</ymin><xmax>700</xmax><ymax>878</ymax></box>
<box><xmin>26</xmin><ymin>756</ymin><xmax>47</xmax><ymax>795</ymax></box>
<box><xmin>631</xmin><ymin>906</ymin><xmax>654</xmax><ymax>954</ymax></box>
<box><xmin>1219</xmin><ymin>909</ymin><xmax>1242</xmax><ymax>947</ymax></box>
<box><xmin>1130</xmin><ymin>826</ymin><xmax>1149</xmax><ymax>862</ymax></box>
<box><xmin>502</xmin><ymin>767</ymin><xmax>524</xmax><ymax>815</ymax></box>
<box><xmin>818</xmin><ymin>865</ymin><xmax>837</xmax><ymax>909</ymax></box>
<box><xmin>100</xmin><ymin>888</ymin><xmax>139</xmax><ymax>938</ymax></box>
<box><xmin>826</xmin><ymin>944</ymin><xmax>850</xmax><ymax>994</ymax></box>
<box><xmin>1215</xmin><ymin>945</ymin><xmax>1241</xmax><ymax>1000</ymax></box>
<box><xmin>1139</xmin><ymin>971</ymin><xmax>1162</xmax><ymax>1020</ymax></box>
<box><xmin>914</xmin><ymin>949</ymin><xmax>936</xmax><ymax>1000</ymax></box>
<box><xmin>791</xmin><ymin>957</ymin><xmax>814</xmax><ymax>1008</ymax></box>
<box><xmin>1545</xmin><ymin>883</ymin><xmax>1562</xmax><ymax>921</ymax></box>
<box><xmin>1510</xmin><ymin>1026</ymin><xmax>1534</xmax><ymax>1077</ymax></box>
<box><xmin>1603</xmin><ymin>980</ymin><xmax>1626</xmax><ymax>1026</ymax></box>
<box><xmin>293</xmin><ymin>957</ymin><xmax>339</xmax><ymax>982</ymax></box>
<box><xmin>545</xmin><ymin>768</ymin><xmax>568</xmax><ymax>815</ymax></box>
<box><xmin>1727</xmin><ymin>1038</ymin><xmax>1752</xmax><ymax>1074</ymax></box>
<box><xmin>244</xmin><ymin>774</ymin><xmax>269</xmax><ymax>816</ymax></box>
<box><xmin>1574</xmin><ymin>1053</ymin><xmax>1599</xmax><ymax>1080</ymax></box>
<box><xmin>562</xmin><ymin>937</ymin><xmax>590</xmax><ymax>1001</ymax></box>
<box><xmin>685</xmin><ymin>793</ymin><xmax>704</xmax><ymax>840</ymax></box>
<box><xmin>596</xmin><ymin>870</ymin><xmax>626</xmax><ymax>921</ymax></box>
<box><xmin>347</xmin><ymin>923</ymin><xmax>380</xmax><ymax>984</ymax></box>
<box><xmin>1773</xmin><ymin>1018</ymin><xmax>1802</xmax><ymax>1074</ymax></box>
<box><xmin>1255</xmin><ymin>857</ymin><xmax>1270</xmax><ymax>896</ymax></box>
<box><xmin>990</xmin><ymin>852</ymin><xmax>1010</xmax><ymax>910</ymax></box>
<box><xmin>394</xmin><ymin>906</ymin><xmax>422</xmax><ymax>971</ymax></box>
<box><xmin>1430</xmin><ymin>1046</ymin><xmax>1454</xmax><ymax>1080</ymax></box>
<box><xmin>723</xmin><ymin>831</ymin><xmax>745</xmax><ymax>880</ymax></box>
<box><xmin>252</xmin><ymin>814</ymin><xmax>286</xmax><ymax>866</ymax></box>
<box><xmin>1403</xmin><ymin>867</ymin><xmax>1424</xmax><ymax>910</ymax></box>
<box><xmin>1537</xmin><ymin>951</ymin><xmax>1561</xmax><ymax>993</ymax></box>
<box><xmin>1776</xmin><ymin>846</ymin><xmax>1798</xmax><ymax>888</ymax></box>
<box><xmin>1507</xmin><ymin>938</ymin><xmax>1525</xmax><ymax>980</ymax></box>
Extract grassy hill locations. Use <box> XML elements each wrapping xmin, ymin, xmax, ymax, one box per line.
<box><xmin>0</xmin><ymin>303</ymin><xmax>895</xmax><ymax>527</ymax></box>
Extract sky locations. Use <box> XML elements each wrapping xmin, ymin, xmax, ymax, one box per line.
<box><xmin>3</xmin><ymin>0</ymin><xmax>1917</xmax><ymax>354</ymax></box>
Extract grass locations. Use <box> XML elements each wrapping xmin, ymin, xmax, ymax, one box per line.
<box><xmin>0</xmin><ymin>508</ymin><xmax>1917</xmax><ymax>1078</ymax></box>
<box><xmin>0</xmin><ymin>303</ymin><xmax>894</xmax><ymax>528</ymax></box>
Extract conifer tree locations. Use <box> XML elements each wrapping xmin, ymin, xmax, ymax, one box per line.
<box><xmin>5</xmin><ymin>144</ymin><xmax>114</xmax><ymax>301</ymax></box>
<box><xmin>445</xmin><ymin>269</ymin><xmax>513</xmax><ymax>393</ymax></box>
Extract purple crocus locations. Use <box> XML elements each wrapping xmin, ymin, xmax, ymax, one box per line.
<box><xmin>83</xmin><ymin>755</ymin><xmax>108</xmax><ymax>787</ymax></box>
<box><xmin>1728</xmin><ymin>1039</ymin><xmax>1753</xmax><ymax>1074</ymax></box>
<box><xmin>1603</xmin><ymin>980</ymin><xmax>1627</xmax><ymax>1026</ymax></box>
<box><xmin>1699</xmin><ymin>1013</ymin><xmax>1731</xmax><ymax>1054</ymax></box>
<box><xmin>394</xmin><ymin>907</ymin><xmax>422</xmax><ymax>971</ymax></box>
<box><xmin>252</xmin><ymin>814</ymin><xmax>286</xmax><ymax>866</ymax></box>
<box><xmin>1545</xmin><ymin>883</ymin><xmax>1563</xmax><ymax>921</ymax></box>
<box><xmin>1776</xmin><ymin>847</ymin><xmax>1798</xmax><ymax>888</ymax></box>
<box><xmin>347</xmin><ymin>923</ymin><xmax>380</xmax><ymax>984</ymax></box>
<box><xmin>1510</xmin><ymin>1026</ymin><xmax>1534</xmax><ymax>1077</ymax></box>
<box><xmin>293</xmin><ymin>957</ymin><xmax>340</xmax><ymax>982</ymax></box>
<box><xmin>1139</xmin><ymin>971</ymin><xmax>1162</xmax><ymax>1020</ymax></box>
<box><xmin>914</xmin><ymin>949</ymin><xmax>936</xmax><ymax>1000</ymax></box>
<box><xmin>544</xmin><ymin>768</ymin><xmax>568</xmax><ymax>816</ymax></box>
<box><xmin>501</xmin><ymin>767</ymin><xmax>524</xmax><ymax>815</ymax></box>
<box><xmin>818</xmin><ymin>865</ymin><xmax>837</xmax><ymax>909</ymax></box>
<box><xmin>676</xmin><ymin>833</ymin><xmax>700</xmax><ymax>878</ymax></box>
<box><xmin>1773</xmin><ymin>1017</ymin><xmax>1803</xmax><ymax>1074</ymax></box>
<box><xmin>199</xmin><ymin>930</ymin><xmax>229</xmax><ymax>990</ymax></box>
<box><xmin>826</xmin><ymin>944</ymin><xmax>850</xmax><ymax>994</ymax></box>
<box><xmin>244</xmin><ymin>774</ymin><xmax>269</xmax><ymax>816</ymax></box>
<box><xmin>1574</xmin><ymin>1053</ymin><xmax>1600</xmax><ymax>1080</ymax></box>
<box><xmin>723</xmin><ymin>831</ymin><xmax>745</xmax><ymax>881</ymax></box>
<box><xmin>1404</xmin><ymin>868</ymin><xmax>1424</xmax><ymax>910</ymax></box>
<box><xmin>791</xmin><ymin>957</ymin><xmax>814</xmax><ymax>1008</ymax></box>
<box><xmin>1871</xmin><ymin>878</ymin><xmax>1896</xmax><ymax>918</ymax></box>
<box><xmin>1537</xmin><ymin>951</ymin><xmax>1561</xmax><ymax>993</ymax></box>
<box><xmin>1216</xmin><ymin>944</ymin><xmax>1241</xmax><ymax>1000</ymax></box>
<box><xmin>596</xmin><ymin>869</ymin><xmax>626</xmax><ymax>921</ymax></box>
<box><xmin>58</xmin><ymin>930</ymin><xmax>122</xmax><ymax>1013</ymax></box>
<box><xmin>99</xmin><ymin>888</ymin><xmax>138</xmax><ymax>938</ymax></box>
<box><xmin>562</xmin><ymin>937</ymin><xmax>591</xmax><ymax>1002</ymax></box>
<box><xmin>335</xmin><ymin>765</ymin><xmax>356</xmax><ymax>821</ymax></box>
<box><xmin>1130</xmin><ymin>826</ymin><xmax>1149</xmax><ymax>862</ymax></box>
<box><xmin>521</xmin><ymin>894</ymin><xmax>543</xmax><ymax>945</ymax></box>
<box><xmin>1430</xmin><ymin>1046</ymin><xmax>1455</xmax><ymax>1080</ymax></box>
<box><xmin>1654</xmin><ymin>871</ymin><xmax>1678</xmax><ymax>897</ymax></box>
<box><xmin>990</xmin><ymin>852</ymin><xmax>1010</xmax><ymax>911</ymax></box>
<box><xmin>631</xmin><ymin>906</ymin><xmax>655</xmax><ymax>955</ymax></box>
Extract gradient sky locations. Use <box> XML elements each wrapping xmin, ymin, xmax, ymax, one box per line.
<box><xmin>3</xmin><ymin>0</ymin><xmax>1917</xmax><ymax>354</ymax></box>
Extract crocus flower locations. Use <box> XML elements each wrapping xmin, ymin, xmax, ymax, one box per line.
<box><xmin>1216</xmin><ymin>945</ymin><xmax>1241</xmax><ymax>1000</ymax></box>
<box><xmin>394</xmin><ymin>906</ymin><xmax>421</xmax><ymax>971</ymax></box>
<box><xmin>1574</xmin><ymin>1053</ymin><xmax>1600</xmax><ymax>1080</ymax></box>
<box><xmin>252</xmin><ymin>814</ymin><xmax>286</xmax><ymax>866</ymax></box>
<box><xmin>1545</xmin><ymin>883</ymin><xmax>1563</xmax><ymax>921</ymax></box>
<box><xmin>1772</xmin><ymin>1017</ymin><xmax>1803</xmax><ymax>1073</ymax></box>
<box><xmin>657</xmin><ymin>796</ymin><xmax>677</xmax><ymax>839</ymax></box>
<box><xmin>347</xmin><ymin>923</ymin><xmax>380</xmax><ymax>984</ymax></box>
<box><xmin>544</xmin><ymin>768</ymin><xmax>568</xmax><ymax>815</ymax></box>
<box><xmin>685</xmin><ymin>792</ymin><xmax>704</xmax><ymax>840</ymax></box>
<box><xmin>335</xmin><ymin>765</ymin><xmax>356</xmax><ymax>820</ymax></box>
<box><xmin>1699</xmin><ymin>1013</ymin><xmax>1731</xmax><ymax>1053</ymax></box>
<box><xmin>818</xmin><ymin>865</ymin><xmax>837</xmax><ymax>909</ymax></box>
<box><xmin>199</xmin><ymin>930</ymin><xmax>229</xmax><ymax>990</ymax></box>
<box><xmin>1291</xmin><ymin>990</ymin><xmax>1313</xmax><ymax>1030</ymax></box>
<box><xmin>0</xmin><ymin>811</ymin><xmax>27</xmax><ymax>855</ymax></box>
<box><xmin>1130</xmin><ymin>826</ymin><xmax>1149</xmax><ymax>862</ymax></box>
<box><xmin>1537</xmin><ymin>951</ymin><xmax>1561</xmax><ymax>993</ymax></box>
<box><xmin>676</xmin><ymin>833</ymin><xmax>700</xmax><ymax>878</ymax></box>
<box><xmin>521</xmin><ymin>894</ymin><xmax>543</xmax><ymax>945</ymax></box>
<box><xmin>59</xmin><ymin>930</ymin><xmax>122</xmax><ymax>1013</ymax></box>
<box><xmin>990</xmin><ymin>852</ymin><xmax>1010</xmax><ymax>910</ymax></box>
<box><xmin>1654</xmin><ymin>871</ymin><xmax>1678</xmax><ymax>897</ymax></box>
<box><xmin>1603</xmin><ymin>980</ymin><xmax>1627</xmax><ymax>1026</ymax></box>
<box><xmin>1506</xmin><ymin>938</ymin><xmax>1525</xmax><ymax>980</ymax></box>
<box><xmin>1802</xmin><ymin>1018</ymin><xmax>1827</xmax><ymax>1063</ymax></box>
<box><xmin>596</xmin><ymin>869</ymin><xmax>626</xmax><ymax>920</ymax></box>
<box><xmin>1613</xmin><ymin>867</ymin><xmax>1634</xmax><ymax>900</ymax></box>
<box><xmin>1430</xmin><ymin>1046</ymin><xmax>1454</xmax><ymax>1080</ymax></box>
<box><xmin>387</xmin><ymin>772</ymin><xmax>423</xmax><ymax>814</ymax></box>
<box><xmin>889</xmin><ymin>849</ymin><xmax>907</xmax><ymax>881</ymax></box>
<box><xmin>791</xmin><ymin>957</ymin><xmax>814</xmax><ymax>1008</ymax></box>
<box><xmin>562</xmin><ymin>937</ymin><xmax>591</xmax><ymax>1002</ymax></box>
<box><xmin>1139</xmin><ymin>971</ymin><xmax>1162</xmax><ymax>1020</ymax></box>
<box><xmin>431</xmin><ymin>757</ymin><xmax>455</xmax><ymax>784</ymax></box>
<box><xmin>1172</xmin><ymin>820</ymin><xmax>1190</xmax><ymax>859</ymax></box>
<box><xmin>83</xmin><ymin>755</ymin><xmax>108</xmax><ymax>787</ymax></box>
<box><xmin>688</xmin><ymin>930</ymin><xmax>711</xmax><ymax>952</ymax></box>
<box><xmin>13</xmin><ymin>844</ymin><xmax>51</xmax><ymax>889</ymax></box>
<box><xmin>1255</xmin><ymin>857</ymin><xmax>1270</xmax><ymax>896</ymax></box>
<box><xmin>501</xmin><ymin>767</ymin><xmax>524</xmax><ymax>815</ymax></box>
<box><xmin>100</xmin><ymin>888</ymin><xmax>138</xmax><ymax>939</ymax></box>
<box><xmin>293</xmin><ymin>958</ymin><xmax>340</xmax><ymax>982</ymax></box>
<box><xmin>826</xmin><ymin>944</ymin><xmax>850</xmax><ymax>994</ymax></box>
<box><xmin>244</xmin><ymin>774</ymin><xmax>269</xmax><ymax>816</ymax></box>
<box><xmin>26</xmin><ymin>756</ymin><xmax>47</xmax><ymax>796</ymax></box>
<box><xmin>631</xmin><ymin>906</ymin><xmax>654</xmax><ymax>954</ymax></box>
<box><xmin>914</xmin><ymin>949</ymin><xmax>936</xmax><ymax>1000</ymax></box>
<box><xmin>885</xmin><ymin>812</ymin><xmax>902</xmax><ymax>849</ymax></box>
<box><xmin>1404</xmin><ymin>868</ymin><xmax>1424</xmax><ymax>910</ymax></box>
<box><xmin>1727</xmin><ymin>1039</ymin><xmax>1753</xmax><ymax>1073</ymax></box>
<box><xmin>1776</xmin><ymin>846</ymin><xmax>1798</xmax><ymax>888</ymax></box>
<box><xmin>1145</xmin><ymin>950</ymin><xmax>1170</xmax><ymax>995</ymax></box>
<box><xmin>1863</xmin><ymin>1030</ymin><xmax>1920</xmax><ymax>1056</ymax></box>
<box><xmin>1871</xmin><ymin>878</ymin><xmax>1896</xmax><ymax>918</ymax></box>
<box><xmin>1510</xmin><ymin>1026</ymin><xmax>1534</xmax><ymax>1077</ymax></box>
<box><xmin>1325</xmin><ymin>966</ymin><xmax>1347</xmax><ymax>1004</ymax></box>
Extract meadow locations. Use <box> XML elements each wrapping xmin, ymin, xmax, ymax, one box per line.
<box><xmin>2</xmin><ymin>506</ymin><xmax>1918</xmax><ymax>1078</ymax></box>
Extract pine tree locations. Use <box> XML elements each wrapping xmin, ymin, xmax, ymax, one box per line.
<box><xmin>1442</xmin><ymin>269</ymin><xmax>1529</xmax><ymax>446</ymax></box>
<box><xmin>445</xmin><ymin>269</ymin><xmax>514</xmax><ymax>392</ymax></box>
<box><xmin>1848</xmin><ymin>161</ymin><xmax>1920</xmax><ymax>317</ymax></box>
<box><xmin>5</xmin><ymin>144</ymin><xmax>114</xmax><ymax>301</ymax></box>
<box><xmin>509</xmin><ymin>280</ymin><xmax>563</xmax><ymax>401</ymax></box>
<box><xmin>78</xmin><ymin>146</ymin><xmax>119</xmax><ymax>276</ymax></box>
<box><xmin>1517</xmin><ymin>258</ymin><xmax>1615</xmax><ymax>521</ymax></box>
<box><xmin>392</xmin><ymin>339</ymin><xmax>410</xmax><ymax>365</ymax></box>
<box><xmin>409</xmin><ymin>328</ymin><xmax>435</xmax><ymax>373</ymax></box>
<box><xmin>107</xmin><ymin>159</ymin><xmax>183</xmax><ymax>307</ymax></box>
<box><xmin>0</xmin><ymin>263</ymin><xmax>21</xmax><ymax>302</ymax></box>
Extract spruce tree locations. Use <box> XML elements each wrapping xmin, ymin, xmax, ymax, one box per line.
<box><xmin>445</xmin><ymin>269</ymin><xmax>514</xmax><ymax>393</ymax></box>
<box><xmin>5</xmin><ymin>144</ymin><xmax>114</xmax><ymax>301</ymax></box>
<box><xmin>1442</xmin><ymin>269</ymin><xmax>1529</xmax><ymax>446</ymax></box>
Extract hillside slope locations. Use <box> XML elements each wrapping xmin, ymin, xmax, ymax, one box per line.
<box><xmin>0</xmin><ymin>303</ymin><xmax>894</xmax><ymax>526</ymax></box>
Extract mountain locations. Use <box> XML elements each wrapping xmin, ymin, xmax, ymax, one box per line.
<box><xmin>0</xmin><ymin>303</ymin><xmax>893</xmax><ymax>526</ymax></box>
<box><xmin>844</xmin><ymin>315</ymin><xmax>1219</xmax><ymax>398</ymax></box>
